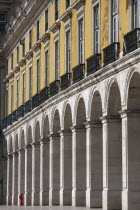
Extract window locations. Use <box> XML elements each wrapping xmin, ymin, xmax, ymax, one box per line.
<box><xmin>45</xmin><ymin>10</ymin><xmax>48</xmax><ymax>31</ymax></box>
<box><xmin>45</xmin><ymin>51</ymin><xmax>49</xmax><ymax>86</ymax></box>
<box><xmin>78</xmin><ymin>18</ymin><xmax>84</xmax><ymax>64</ymax></box>
<box><xmin>29</xmin><ymin>67</ymin><xmax>32</xmax><ymax>99</ymax></box>
<box><xmin>22</xmin><ymin>73</ymin><xmax>25</xmax><ymax>104</ymax></box>
<box><xmin>37</xmin><ymin>59</ymin><xmax>40</xmax><ymax>93</ymax></box>
<box><xmin>29</xmin><ymin>30</ymin><xmax>32</xmax><ymax>49</ymax></box>
<box><xmin>111</xmin><ymin>0</ymin><xmax>118</xmax><ymax>43</ymax></box>
<box><xmin>22</xmin><ymin>38</ymin><xmax>25</xmax><ymax>57</ymax></box>
<box><xmin>0</xmin><ymin>12</ymin><xmax>7</xmax><ymax>32</ymax></box>
<box><xmin>11</xmin><ymin>85</ymin><xmax>13</xmax><ymax>113</ymax></box>
<box><xmin>17</xmin><ymin>46</ymin><xmax>19</xmax><ymax>64</ymax></box>
<box><xmin>94</xmin><ymin>4</ymin><xmax>100</xmax><ymax>53</ymax></box>
<box><xmin>55</xmin><ymin>41</ymin><xmax>59</xmax><ymax>80</ymax></box>
<box><xmin>5</xmin><ymin>89</ymin><xmax>8</xmax><ymax>117</ymax></box>
<box><xmin>37</xmin><ymin>20</ymin><xmax>40</xmax><ymax>41</ymax></box>
<box><xmin>16</xmin><ymin>79</ymin><xmax>19</xmax><ymax>108</ymax></box>
<box><xmin>66</xmin><ymin>0</ymin><xmax>70</xmax><ymax>9</ymax></box>
<box><xmin>66</xmin><ymin>30</ymin><xmax>71</xmax><ymax>72</ymax></box>
<box><xmin>55</xmin><ymin>0</ymin><xmax>59</xmax><ymax>21</ymax></box>
<box><xmin>132</xmin><ymin>0</ymin><xmax>138</xmax><ymax>29</ymax></box>
<box><xmin>11</xmin><ymin>53</ymin><xmax>13</xmax><ymax>70</ymax></box>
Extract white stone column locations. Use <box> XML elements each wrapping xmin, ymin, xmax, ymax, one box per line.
<box><xmin>85</xmin><ymin>121</ymin><xmax>103</xmax><ymax>208</ymax></box>
<box><xmin>71</xmin><ymin>126</ymin><xmax>86</xmax><ymax>207</ymax></box>
<box><xmin>12</xmin><ymin>153</ymin><xmax>15</xmax><ymax>206</ymax></box>
<box><xmin>49</xmin><ymin>134</ymin><xmax>60</xmax><ymax>206</ymax></box>
<box><xmin>40</xmin><ymin>138</ymin><xmax>50</xmax><ymax>206</ymax></box>
<box><xmin>120</xmin><ymin>110</ymin><xmax>140</xmax><ymax>210</ymax></box>
<box><xmin>24</xmin><ymin>144</ymin><xmax>32</xmax><ymax>206</ymax></box>
<box><xmin>17</xmin><ymin>150</ymin><xmax>21</xmax><ymax>206</ymax></box>
<box><xmin>59</xmin><ymin>129</ymin><xmax>72</xmax><ymax>206</ymax></box>
<box><xmin>31</xmin><ymin>142</ymin><xmax>40</xmax><ymax>206</ymax></box>
<box><xmin>6</xmin><ymin>154</ymin><xmax>13</xmax><ymax>205</ymax></box>
<box><xmin>12</xmin><ymin>151</ymin><xmax>18</xmax><ymax>205</ymax></box>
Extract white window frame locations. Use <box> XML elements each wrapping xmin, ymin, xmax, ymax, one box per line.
<box><xmin>5</xmin><ymin>88</ymin><xmax>8</xmax><ymax>117</ymax></box>
<box><xmin>54</xmin><ymin>40</ymin><xmax>59</xmax><ymax>80</ymax></box>
<box><xmin>65</xmin><ymin>29</ymin><xmax>71</xmax><ymax>73</ymax></box>
<box><xmin>92</xmin><ymin>0</ymin><xmax>100</xmax><ymax>54</ymax></box>
<box><xmin>22</xmin><ymin>73</ymin><xmax>25</xmax><ymax>104</ymax></box>
<box><xmin>16</xmin><ymin>79</ymin><xmax>19</xmax><ymax>108</ymax></box>
<box><xmin>36</xmin><ymin>59</ymin><xmax>40</xmax><ymax>93</ymax></box>
<box><xmin>45</xmin><ymin>50</ymin><xmax>49</xmax><ymax>86</ymax></box>
<box><xmin>37</xmin><ymin>20</ymin><xmax>40</xmax><ymax>41</ymax></box>
<box><xmin>109</xmin><ymin>0</ymin><xmax>119</xmax><ymax>44</ymax></box>
<box><xmin>29</xmin><ymin>66</ymin><xmax>32</xmax><ymax>100</ymax></box>
<box><xmin>66</xmin><ymin>0</ymin><xmax>71</xmax><ymax>10</ymax></box>
<box><xmin>11</xmin><ymin>84</ymin><xmax>13</xmax><ymax>113</ymax></box>
<box><xmin>130</xmin><ymin>0</ymin><xmax>140</xmax><ymax>30</ymax></box>
<box><xmin>55</xmin><ymin>0</ymin><xmax>59</xmax><ymax>21</ymax></box>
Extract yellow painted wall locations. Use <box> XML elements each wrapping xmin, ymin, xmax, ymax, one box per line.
<box><xmin>5</xmin><ymin>0</ymin><xmax>130</xmax><ymax>115</ymax></box>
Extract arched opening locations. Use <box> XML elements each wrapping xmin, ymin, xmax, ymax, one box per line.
<box><xmin>33</xmin><ymin>121</ymin><xmax>41</xmax><ymax>205</ymax></box>
<box><xmin>8</xmin><ymin>137</ymin><xmax>13</xmax><ymax>205</ymax></box>
<box><xmin>62</xmin><ymin>104</ymin><xmax>72</xmax><ymax>205</ymax></box>
<box><xmin>89</xmin><ymin>91</ymin><xmax>103</xmax><ymax>208</ymax></box>
<box><xmin>106</xmin><ymin>82</ymin><xmax>122</xmax><ymax>209</ymax></box>
<box><xmin>126</xmin><ymin>72</ymin><xmax>140</xmax><ymax>209</ymax></box>
<box><xmin>25</xmin><ymin>126</ymin><xmax>32</xmax><ymax>206</ymax></box>
<box><xmin>51</xmin><ymin>109</ymin><xmax>60</xmax><ymax>205</ymax></box>
<box><xmin>41</xmin><ymin>116</ymin><xmax>50</xmax><ymax>205</ymax></box>
<box><xmin>74</xmin><ymin>98</ymin><xmax>86</xmax><ymax>206</ymax></box>
<box><xmin>20</xmin><ymin>131</ymin><xmax>25</xmax><ymax>199</ymax></box>
<box><xmin>14</xmin><ymin>135</ymin><xmax>18</xmax><ymax>205</ymax></box>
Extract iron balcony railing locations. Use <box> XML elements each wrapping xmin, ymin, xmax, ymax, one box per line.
<box><xmin>50</xmin><ymin>80</ymin><xmax>60</xmax><ymax>97</ymax></box>
<box><xmin>61</xmin><ymin>72</ymin><xmax>71</xmax><ymax>90</ymax></box>
<box><xmin>103</xmin><ymin>42</ymin><xmax>120</xmax><ymax>66</ymax></box>
<box><xmin>12</xmin><ymin>110</ymin><xmax>18</xmax><ymax>122</ymax></box>
<box><xmin>2</xmin><ymin>118</ymin><xmax>7</xmax><ymax>129</ymax></box>
<box><xmin>32</xmin><ymin>94</ymin><xmax>40</xmax><ymax>109</ymax></box>
<box><xmin>86</xmin><ymin>54</ymin><xmax>101</xmax><ymax>76</ymax></box>
<box><xmin>24</xmin><ymin>100</ymin><xmax>32</xmax><ymax>114</ymax></box>
<box><xmin>124</xmin><ymin>28</ymin><xmax>140</xmax><ymax>55</ymax></box>
<box><xmin>72</xmin><ymin>64</ymin><xmax>85</xmax><ymax>83</ymax></box>
<box><xmin>17</xmin><ymin>105</ymin><xmax>25</xmax><ymax>119</ymax></box>
<box><xmin>7</xmin><ymin>114</ymin><xmax>12</xmax><ymax>127</ymax></box>
<box><xmin>39</xmin><ymin>87</ymin><xmax>49</xmax><ymax>105</ymax></box>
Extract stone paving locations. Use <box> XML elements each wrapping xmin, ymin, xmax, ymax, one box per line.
<box><xmin>0</xmin><ymin>206</ymin><xmax>102</xmax><ymax>210</ymax></box>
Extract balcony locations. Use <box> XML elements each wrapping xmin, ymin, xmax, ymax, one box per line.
<box><xmin>72</xmin><ymin>64</ymin><xmax>84</xmax><ymax>83</ymax></box>
<box><xmin>2</xmin><ymin>118</ymin><xmax>7</xmax><ymax>129</ymax></box>
<box><xmin>24</xmin><ymin>100</ymin><xmax>32</xmax><ymax>114</ymax></box>
<box><xmin>86</xmin><ymin>54</ymin><xmax>101</xmax><ymax>76</ymax></box>
<box><xmin>7</xmin><ymin>114</ymin><xmax>12</xmax><ymax>127</ymax></box>
<box><xmin>61</xmin><ymin>72</ymin><xmax>71</xmax><ymax>90</ymax></box>
<box><xmin>32</xmin><ymin>94</ymin><xmax>40</xmax><ymax>109</ymax></box>
<box><xmin>17</xmin><ymin>105</ymin><xmax>25</xmax><ymax>119</ymax></box>
<box><xmin>12</xmin><ymin>110</ymin><xmax>18</xmax><ymax>122</ymax></box>
<box><xmin>124</xmin><ymin>28</ymin><xmax>140</xmax><ymax>55</ymax></box>
<box><xmin>50</xmin><ymin>80</ymin><xmax>60</xmax><ymax>97</ymax></box>
<box><xmin>39</xmin><ymin>87</ymin><xmax>49</xmax><ymax>105</ymax></box>
<box><xmin>103</xmin><ymin>42</ymin><xmax>120</xmax><ymax>66</ymax></box>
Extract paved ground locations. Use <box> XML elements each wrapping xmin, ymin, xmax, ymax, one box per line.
<box><xmin>0</xmin><ymin>206</ymin><xmax>102</xmax><ymax>210</ymax></box>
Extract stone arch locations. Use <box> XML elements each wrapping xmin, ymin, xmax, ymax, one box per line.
<box><xmin>27</xmin><ymin>125</ymin><xmax>32</xmax><ymax>144</ymax></box>
<box><xmin>9</xmin><ymin>136</ymin><xmax>13</xmax><ymax>154</ymax></box>
<box><xmin>35</xmin><ymin>120</ymin><xmax>41</xmax><ymax>142</ymax></box>
<box><xmin>75</xmin><ymin>96</ymin><xmax>86</xmax><ymax>126</ymax></box>
<box><xmin>19</xmin><ymin>129</ymin><xmax>25</xmax><ymax>149</ymax></box>
<box><xmin>52</xmin><ymin>108</ymin><xmax>60</xmax><ymax>134</ymax></box>
<box><xmin>43</xmin><ymin>114</ymin><xmax>50</xmax><ymax>138</ymax></box>
<box><xmin>105</xmin><ymin>81</ymin><xmax>122</xmax><ymax>209</ymax></box>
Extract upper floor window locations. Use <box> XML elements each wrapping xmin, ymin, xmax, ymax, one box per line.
<box><xmin>11</xmin><ymin>85</ymin><xmax>13</xmax><ymax>113</ymax></box>
<box><xmin>37</xmin><ymin>59</ymin><xmax>40</xmax><ymax>93</ymax></box>
<box><xmin>5</xmin><ymin>89</ymin><xmax>8</xmax><ymax>117</ymax></box>
<box><xmin>37</xmin><ymin>20</ymin><xmax>40</xmax><ymax>41</ymax></box>
<box><xmin>17</xmin><ymin>46</ymin><xmax>19</xmax><ymax>64</ymax></box>
<box><xmin>11</xmin><ymin>53</ymin><xmax>13</xmax><ymax>70</ymax></box>
<box><xmin>55</xmin><ymin>40</ymin><xmax>59</xmax><ymax>80</ymax></box>
<box><xmin>29</xmin><ymin>67</ymin><xmax>32</xmax><ymax>99</ymax></box>
<box><xmin>45</xmin><ymin>51</ymin><xmax>49</xmax><ymax>86</ymax></box>
<box><xmin>93</xmin><ymin>4</ymin><xmax>100</xmax><ymax>53</ymax></box>
<box><xmin>0</xmin><ymin>12</ymin><xmax>7</xmax><ymax>32</ymax></box>
<box><xmin>66</xmin><ymin>30</ymin><xmax>71</xmax><ymax>72</ymax></box>
<box><xmin>21</xmin><ymin>38</ymin><xmax>25</xmax><ymax>57</ymax></box>
<box><xmin>29</xmin><ymin>29</ymin><xmax>32</xmax><ymax>50</ymax></box>
<box><xmin>22</xmin><ymin>73</ymin><xmax>25</xmax><ymax>104</ymax></box>
<box><xmin>78</xmin><ymin>18</ymin><xmax>84</xmax><ymax>64</ymax></box>
<box><xmin>16</xmin><ymin>79</ymin><xmax>19</xmax><ymax>108</ymax></box>
<box><xmin>55</xmin><ymin>0</ymin><xmax>59</xmax><ymax>21</ymax></box>
<box><xmin>66</xmin><ymin>0</ymin><xmax>70</xmax><ymax>9</ymax></box>
<box><xmin>132</xmin><ymin>0</ymin><xmax>138</xmax><ymax>29</ymax></box>
<box><xmin>45</xmin><ymin>9</ymin><xmax>49</xmax><ymax>31</ymax></box>
<box><xmin>111</xmin><ymin>0</ymin><xmax>118</xmax><ymax>43</ymax></box>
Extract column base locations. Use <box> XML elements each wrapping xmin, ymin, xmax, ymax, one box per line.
<box><xmin>103</xmin><ymin>189</ymin><xmax>122</xmax><ymax>210</ymax></box>
<box><xmin>72</xmin><ymin>188</ymin><xmax>86</xmax><ymax>206</ymax></box>
<box><xmin>49</xmin><ymin>189</ymin><xmax>59</xmax><ymax>205</ymax></box>
<box><xmin>122</xmin><ymin>190</ymin><xmax>140</xmax><ymax>210</ymax></box>
<box><xmin>32</xmin><ymin>191</ymin><xmax>40</xmax><ymax>206</ymax></box>
<box><xmin>40</xmin><ymin>190</ymin><xmax>49</xmax><ymax>205</ymax></box>
<box><xmin>60</xmin><ymin>188</ymin><xmax>72</xmax><ymax>205</ymax></box>
<box><xmin>24</xmin><ymin>192</ymin><xmax>31</xmax><ymax>206</ymax></box>
<box><xmin>86</xmin><ymin>188</ymin><xmax>102</xmax><ymax>208</ymax></box>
